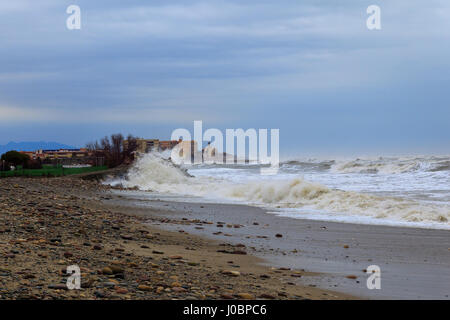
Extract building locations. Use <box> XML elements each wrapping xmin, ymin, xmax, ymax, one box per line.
<box><xmin>20</xmin><ymin>151</ymin><xmax>37</xmax><ymax>159</ymax></box>
<box><xmin>159</xmin><ymin>139</ymin><xmax>182</xmax><ymax>151</ymax></box>
<box><xmin>172</xmin><ymin>140</ymin><xmax>198</xmax><ymax>162</ymax></box>
<box><xmin>20</xmin><ymin>148</ymin><xmax>91</xmax><ymax>160</ymax></box>
<box><xmin>19</xmin><ymin>148</ymin><xmax>103</xmax><ymax>166</ymax></box>
<box><xmin>41</xmin><ymin>148</ymin><xmax>91</xmax><ymax>160</ymax></box>
<box><xmin>123</xmin><ymin>138</ymin><xmax>183</xmax><ymax>153</ymax></box>
<box><xmin>123</xmin><ymin>139</ymin><xmax>159</xmax><ymax>153</ymax></box>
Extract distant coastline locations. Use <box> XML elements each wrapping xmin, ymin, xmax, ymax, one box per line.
<box><xmin>0</xmin><ymin>141</ymin><xmax>76</xmax><ymax>155</ymax></box>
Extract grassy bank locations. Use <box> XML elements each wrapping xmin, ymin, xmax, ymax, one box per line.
<box><xmin>0</xmin><ymin>165</ymin><xmax>108</xmax><ymax>178</ymax></box>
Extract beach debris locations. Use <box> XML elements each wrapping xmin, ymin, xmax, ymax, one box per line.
<box><xmin>48</xmin><ymin>284</ymin><xmax>68</xmax><ymax>290</ymax></box>
<box><xmin>102</xmin><ymin>267</ymin><xmax>113</xmax><ymax>275</ymax></box>
<box><xmin>109</xmin><ymin>265</ymin><xmax>124</xmax><ymax>274</ymax></box>
<box><xmin>217</xmin><ymin>249</ymin><xmax>247</xmax><ymax>255</ymax></box>
<box><xmin>236</xmin><ymin>293</ymin><xmax>253</xmax><ymax>299</ymax></box>
<box><xmin>221</xmin><ymin>270</ymin><xmax>240</xmax><ymax>277</ymax></box>
<box><xmin>115</xmin><ymin>287</ymin><xmax>128</xmax><ymax>294</ymax></box>
<box><xmin>137</xmin><ymin>284</ymin><xmax>152</xmax><ymax>291</ymax></box>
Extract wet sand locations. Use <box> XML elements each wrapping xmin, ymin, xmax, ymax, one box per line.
<box><xmin>107</xmin><ymin>190</ymin><xmax>450</xmax><ymax>300</ymax></box>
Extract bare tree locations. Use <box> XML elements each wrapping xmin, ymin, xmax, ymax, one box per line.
<box><xmin>100</xmin><ymin>136</ymin><xmax>113</xmax><ymax>167</ymax></box>
<box><xmin>85</xmin><ymin>140</ymin><xmax>104</xmax><ymax>167</ymax></box>
<box><xmin>86</xmin><ymin>141</ymin><xmax>96</xmax><ymax>151</ymax></box>
<box><xmin>86</xmin><ymin>133</ymin><xmax>139</xmax><ymax>168</ymax></box>
<box><xmin>124</xmin><ymin>134</ymin><xmax>138</xmax><ymax>161</ymax></box>
<box><xmin>110</xmin><ymin>133</ymin><xmax>123</xmax><ymax>167</ymax></box>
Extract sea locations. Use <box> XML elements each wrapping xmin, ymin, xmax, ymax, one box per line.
<box><xmin>107</xmin><ymin>153</ymin><xmax>450</xmax><ymax>230</ymax></box>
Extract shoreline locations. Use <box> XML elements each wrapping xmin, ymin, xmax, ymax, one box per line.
<box><xmin>0</xmin><ymin>176</ymin><xmax>351</xmax><ymax>300</ymax></box>
<box><xmin>106</xmin><ymin>190</ymin><xmax>450</xmax><ymax>299</ymax></box>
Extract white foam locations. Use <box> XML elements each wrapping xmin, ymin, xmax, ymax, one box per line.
<box><xmin>109</xmin><ymin>153</ymin><xmax>450</xmax><ymax>229</ymax></box>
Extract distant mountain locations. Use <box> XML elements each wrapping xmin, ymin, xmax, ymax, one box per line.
<box><xmin>0</xmin><ymin>141</ymin><xmax>77</xmax><ymax>155</ymax></box>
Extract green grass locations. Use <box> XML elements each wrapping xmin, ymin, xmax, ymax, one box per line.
<box><xmin>0</xmin><ymin>166</ymin><xmax>108</xmax><ymax>178</ymax></box>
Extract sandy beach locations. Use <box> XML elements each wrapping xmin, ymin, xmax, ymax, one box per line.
<box><xmin>0</xmin><ymin>176</ymin><xmax>351</xmax><ymax>300</ymax></box>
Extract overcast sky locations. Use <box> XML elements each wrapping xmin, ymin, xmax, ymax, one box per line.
<box><xmin>0</xmin><ymin>0</ymin><xmax>449</xmax><ymax>156</ymax></box>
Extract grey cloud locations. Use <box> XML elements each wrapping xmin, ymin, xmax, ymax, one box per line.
<box><xmin>0</xmin><ymin>0</ymin><xmax>449</xmax><ymax>153</ymax></box>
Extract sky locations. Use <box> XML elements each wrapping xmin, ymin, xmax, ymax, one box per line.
<box><xmin>0</xmin><ymin>0</ymin><xmax>449</xmax><ymax>157</ymax></box>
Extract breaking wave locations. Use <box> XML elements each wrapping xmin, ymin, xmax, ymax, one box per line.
<box><xmin>329</xmin><ymin>157</ymin><xmax>450</xmax><ymax>174</ymax></box>
<box><xmin>111</xmin><ymin>153</ymin><xmax>450</xmax><ymax>227</ymax></box>
<box><xmin>281</xmin><ymin>160</ymin><xmax>335</xmax><ymax>172</ymax></box>
<box><xmin>224</xmin><ymin>179</ymin><xmax>449</xmax><ymax>224</ymax></box>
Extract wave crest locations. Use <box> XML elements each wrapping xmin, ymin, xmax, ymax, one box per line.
<box><xmin>223</xmin><ymin>179</ymin><xmax>449</xmax><ymax>224</ymax></box>
<box><xmin>124</xmin><ymin>153</ymin><xmax>190</xmax><ymax>190</ymax></box>
<box><xmin>112</xmin><ymin>153</ymin><xmax>450</xmax><ymax>226</ymax></box>
<box><xmin>330</xmin><ymin>157</ymin><xmax>450</xmax><ymax>174</ymax></box>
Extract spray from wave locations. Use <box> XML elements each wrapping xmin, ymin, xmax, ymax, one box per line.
<box><xmin>107</xmin><ymin>153</ymin><xmax>450</xmax><ymax>227</ymax></box>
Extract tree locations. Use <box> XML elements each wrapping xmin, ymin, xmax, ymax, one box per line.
<box><xmin>85</xmin><ymin>140</ymin><xmax>104</xmax><ymax>166</ymax></box>
<box><xmin>24</xmin><ymin>158</ymin><xmax>43</xmax><ymax>169</ymax></box>
<box><xmin>110</xmin><ymin>133</ymin><xmax>124</xmax><ymax>167</ymax></box>
<box><xmin>85</xmin><ymin>141</ymin><xmax>98</xmax><ymax>152</ymax></box>
<box><xmin>100</xmin><ymin>136</ymin><xmax>111</xmax><ymax>153</ymax></box>
<box><xmin>1</xmin><ymin>151</ymin><xmax>30</xmax><ymax>167</ymax></box>
<box><xmin>124</xmin><ymin>134</ymin><xmax>138</xmax><ymax>161</ymax></box>
<box><xmin>99</xmin><ymin>136</ymin><xmax>113</xmax><ymax>167</ymax></box>
<box><xmin>86</xmin><ymin>133</ymin><xmax>136</xmax><ymax>168</ymax></box>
